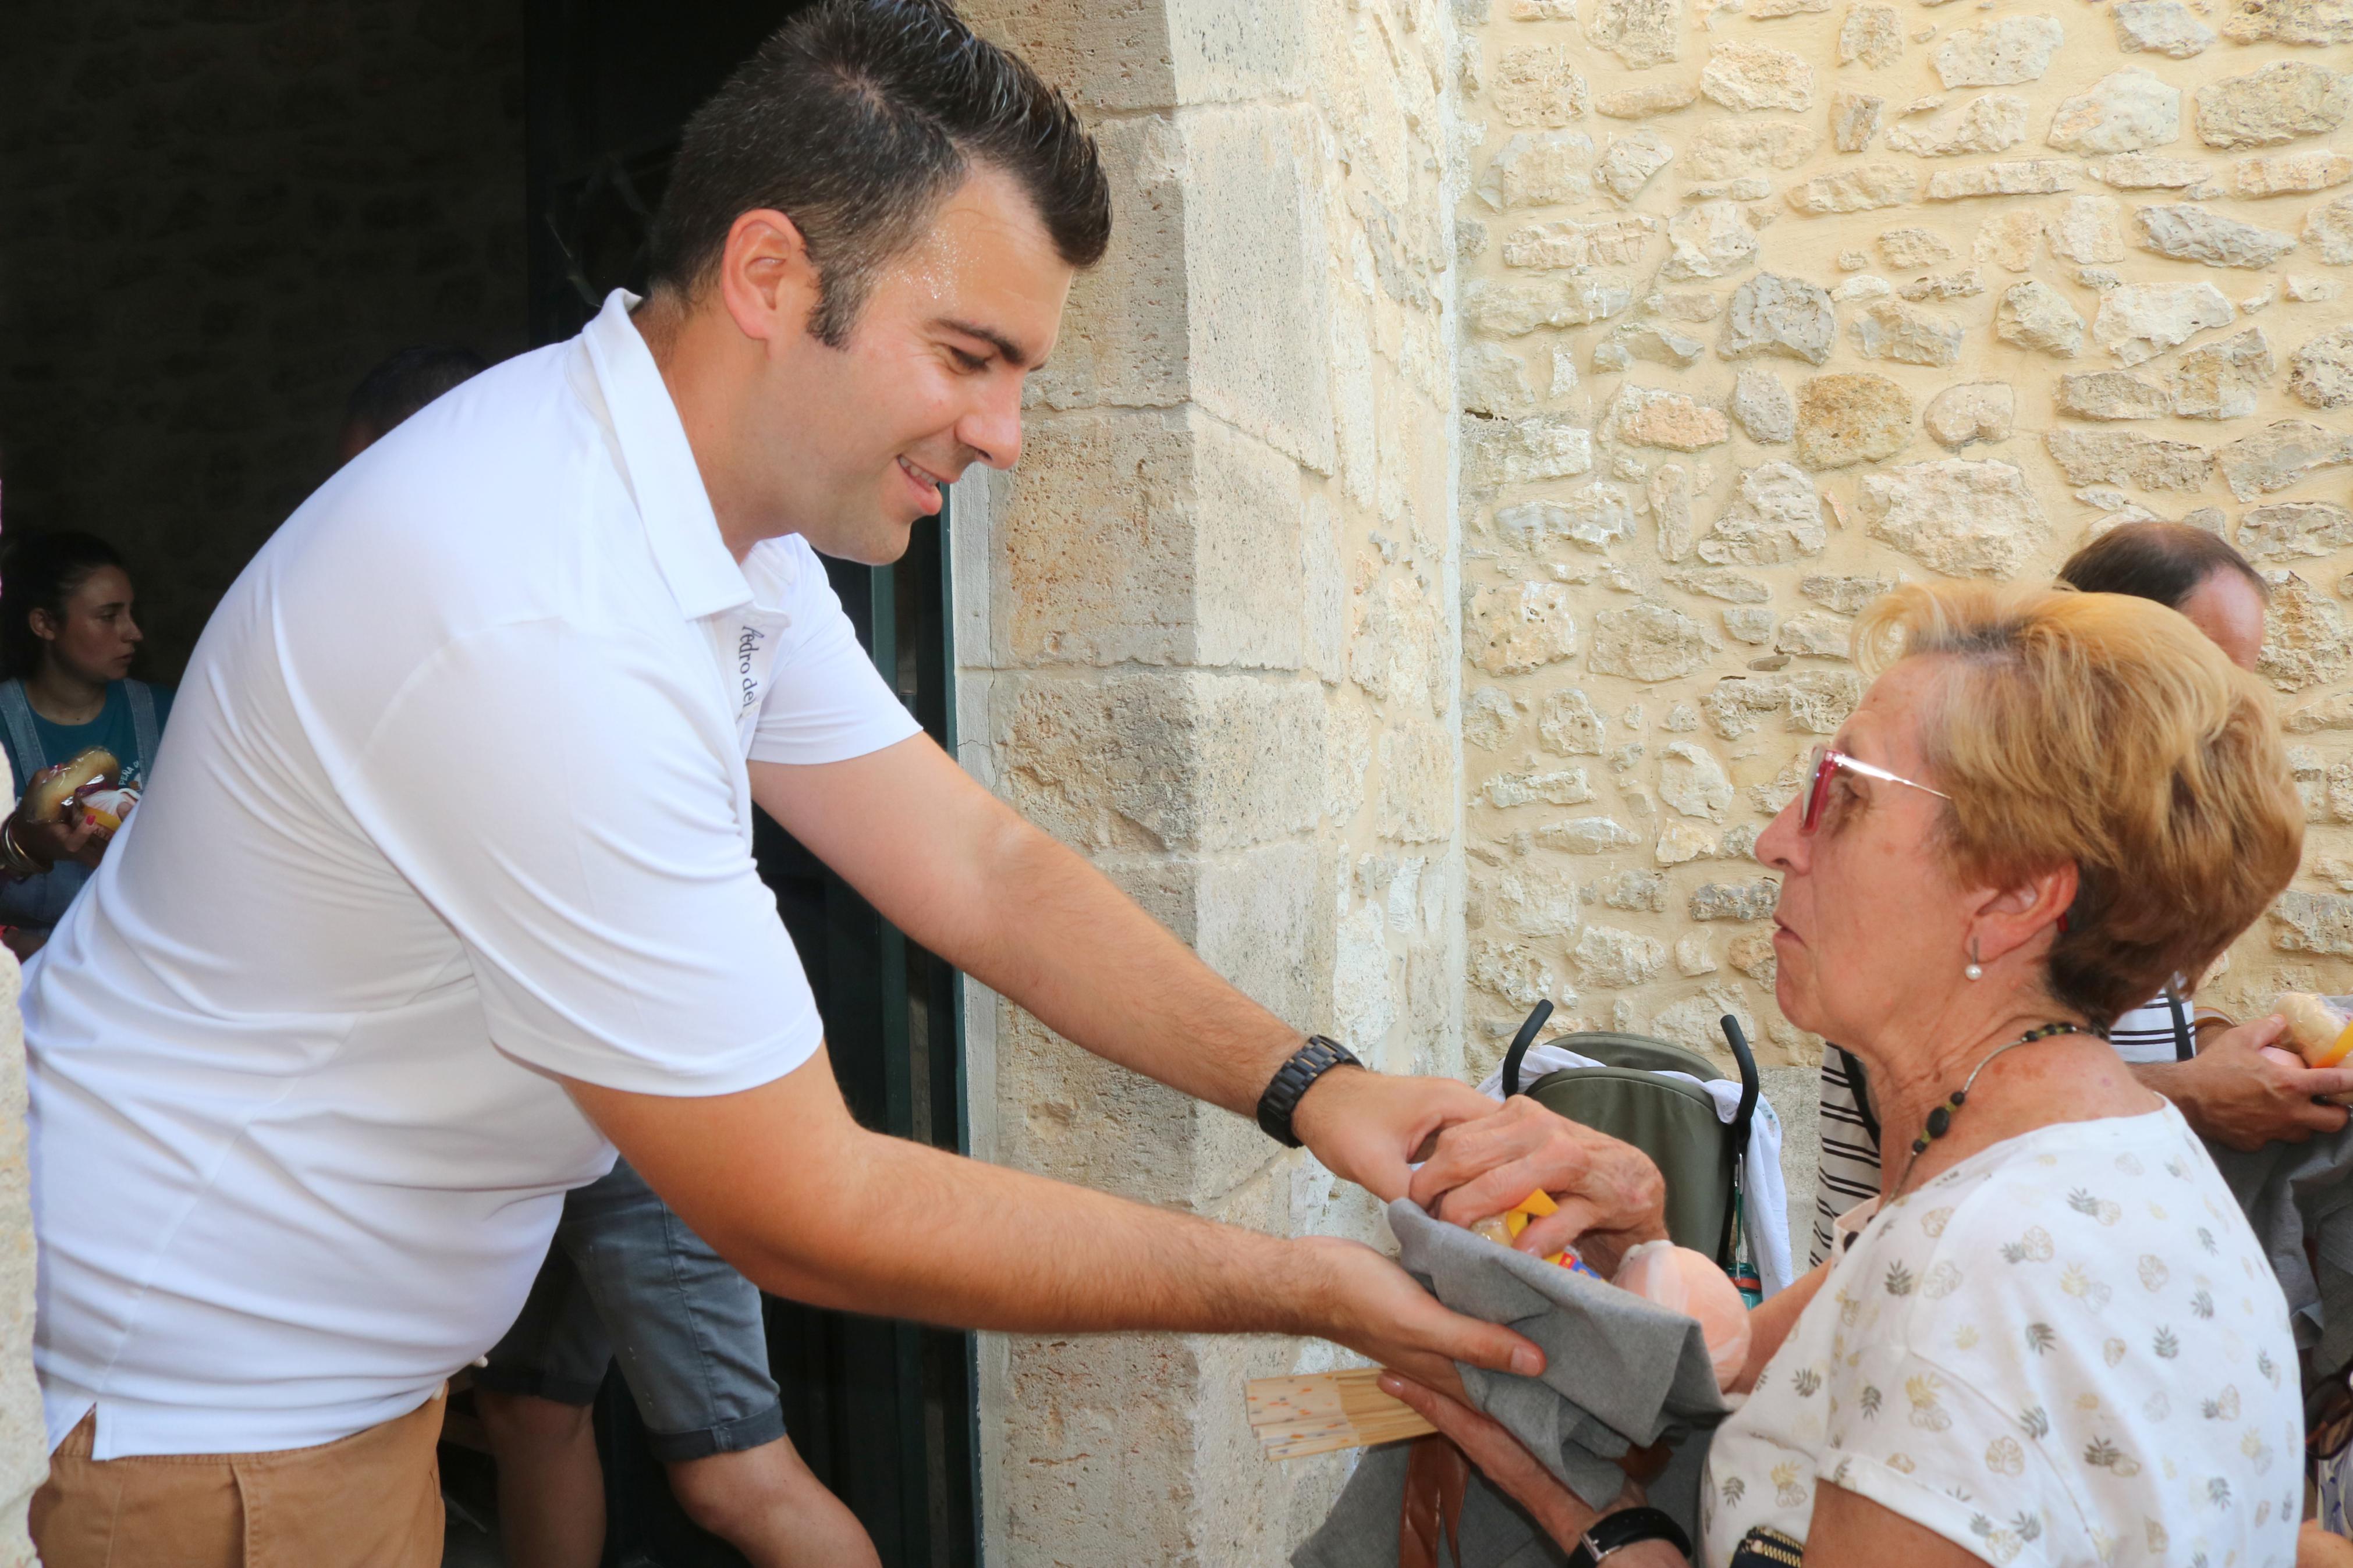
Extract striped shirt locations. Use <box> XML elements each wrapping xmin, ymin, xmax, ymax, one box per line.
<box><xmin>1807</xmin><ymin>990</ymin><xmax>2194</xmax><ymax>1265</ymax></box>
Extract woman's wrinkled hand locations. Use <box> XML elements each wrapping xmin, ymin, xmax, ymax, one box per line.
<box><xmin>1406</xmin><ymin>1096</ymin><xmax>1668</xmax><ymax>1277</ymax></box>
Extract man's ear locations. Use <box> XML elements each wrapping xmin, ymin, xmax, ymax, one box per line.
<box><xmin>1969</xmin><ymin>862</ymin><xmax>2079</xmax><ymax>965</ymax></box>
<box><xmin>715</xmin><ymin>208</ymin><xmax>821</xmax><ymax>347</ymax></box>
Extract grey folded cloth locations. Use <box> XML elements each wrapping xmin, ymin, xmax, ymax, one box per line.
<box><xmin>1293</xmin><ymin>1200</ymin><xmax>1728</xmax><ymax>1568</ymax></box>
<box><xmin>2209</xmin><ymin>1119</ymin><xmax>2353</xmax><ymax>1347</ymax></box>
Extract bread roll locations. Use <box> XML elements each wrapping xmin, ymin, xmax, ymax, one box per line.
<box><xmin>2279</xmin><ymin>991</ymin><xmax>2353</xmax><ymax>1071</ymax></box>
<box><xmin>19</xmin><ymin>748</ymin><xmax>118</xmax><ymax>825</ymax></box>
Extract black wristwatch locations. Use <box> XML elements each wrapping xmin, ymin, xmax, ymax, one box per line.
<box><xmin>1254</xmin><ymin>1035</ymin><xmax>1362</xmax><ymax>1147</ymax></box>
<box><xmin>1566</xmin><ymin>1505</ymin><xmax>1692</xmax><ymax>1567</ymax></box>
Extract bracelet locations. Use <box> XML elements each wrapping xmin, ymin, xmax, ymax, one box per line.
<box><xmin>1254</xmin><ymin>1036</ymin><xmax>1362</xmax><ymax>1148</ymax></box>
<box><xmin>0</xmin><ymin>820</ymin><xmax>45</xmax><ymax>881</ymax></box>
<box><xmin>1567</xmin><ymin>1505</ymin><xmax>1692</xmax><ymax>1567</ymax></box>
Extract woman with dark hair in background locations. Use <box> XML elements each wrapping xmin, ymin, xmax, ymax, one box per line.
<box><xmin>0</xmin><ymin>530</ymin><xmax>172</xmax><ymax>956</ymax></box>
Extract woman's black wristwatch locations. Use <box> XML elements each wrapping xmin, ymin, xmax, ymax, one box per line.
<box><xmin>1255</xmin><ymin>1035</ymin><xmax>1361</xmax><ymax>1147</ymax></box>
<box><xmin>1567</xmin><ymin>1505</ymin><xmax>1692</xmax><ymax>1567</ymax></box>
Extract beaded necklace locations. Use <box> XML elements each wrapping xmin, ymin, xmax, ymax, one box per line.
<box><xmin>1887</xmin><ymin>1021</ymin><xmax>2106</xmax><ymax>1201</ymax></box>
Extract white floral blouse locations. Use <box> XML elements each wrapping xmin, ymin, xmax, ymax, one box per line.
<box><xmin>1702</xmin><ymin>1103</ymin><xmax>2299</xmax><ymax>1567</ymax></box>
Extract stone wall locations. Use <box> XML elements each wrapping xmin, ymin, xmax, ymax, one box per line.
<box><xmin>956</xmin><ymin>0</ymin><xmax>1467</xmax><ymax>1559</ymax></box>
<box><xmin>0</xmin><ymin>2</ymin><xmax>527</xmax><ymax>680</ymax></box>
<box><xmin>1449</xmin><ymin>0</ymin><xmax>2353</xmax><ymax>1089</ymax></box>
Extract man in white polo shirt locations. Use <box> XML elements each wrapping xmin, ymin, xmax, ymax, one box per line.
<box><xmin>22</xmin><ymin>5</ymin><xmax>1657</xmax><ymax>1564</ymax></box>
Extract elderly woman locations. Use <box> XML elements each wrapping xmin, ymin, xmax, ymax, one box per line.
<box><xmin>1407</xmin><ymin>581</ymin><xmax>2303</xmax><ymax>1567</ymax></box>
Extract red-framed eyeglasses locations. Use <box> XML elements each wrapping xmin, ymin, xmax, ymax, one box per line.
<box><xmin>1800</xmin><ymin>745</ymin><xmax>1951</xmax><ymax>833</ymax></box>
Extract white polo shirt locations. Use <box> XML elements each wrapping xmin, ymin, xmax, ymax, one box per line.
<box><xmin>25</xmin><ymin>290</ymin><xmax>921</xmax><ymax>1459</ymax></box>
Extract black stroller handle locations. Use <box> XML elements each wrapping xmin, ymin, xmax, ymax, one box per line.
<box><xmin>1499</xmin><ymin>999</ymin><xmax>1555</xmax><ymax>1099</ymax></box>
<box><xmin>1716</xmin><ymin>1014</ymin><xmax>1762</xmax><ymax>1269</ymax></box>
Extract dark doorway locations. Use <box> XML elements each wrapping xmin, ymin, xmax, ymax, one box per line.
<box><xmin>526</xmin><ymin>5</ymin><xmax>981</xmax><ymax>1566</ymax></box>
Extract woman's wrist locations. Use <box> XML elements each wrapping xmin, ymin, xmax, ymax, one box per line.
<box><xmin>0</xmin><ymin>816</ymin><xmax>48</xmax><ymax>880</ymax></box>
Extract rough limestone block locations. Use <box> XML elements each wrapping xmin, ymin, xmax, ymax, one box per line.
<box><xmin>1701</xmin><ymin>42</ymin><xmax>1816</xmax><ymax>112</ymax></box>
<box><xmin>1879</xmin><ymin>227</ymin><xmax>1953</xmax><ymax>268</ymax></box>
<box><xmin>1594</xmin><ymin>321</ymin><xmax>1709</xmax><ymax>368</ymax></box>
<box><xmin>1848</xmin><ymin>299</ymin><xmax>1965</xmax><ymax>366</ymax></box>
<box><xmin>2043</xmin><ymin>428</ymin><xmax>2214</xmax><ymax>489</ymax></box>
<box><xmin>1588</xmin><ymin>0</ymin><xmax>1685</xmax><ymax>68</ymax></box>
<box><xmin>2234</xmin><ymin>151</ymin><xmax>2353</xmax><ymax>198</ymax></box>
<box><xmin>1787</xmin><ymin>163</ymin><xmax>1911</xmax><ymax>214</ymax></box>
<box><xmin>1463</xmin><ymin>414</ymin><xmax>1596</xmax><ymax>488</ymax></box>
<box><xmin>1466</xmin><ymin>275</ymin><xmax>1634</xmax><ymax>336</ymax></box>
<box><xmin>1699</xmin><ymin>461</ymin><xmax>1826</xmax><ymax>563</ymax></box>
<box><xmin>1477</xmin><ymin>130</ymin><xmax>1598</xmax><ymax>210</ymax></box>
<box><xmin>1663</xmin><ymin>200</ymin><xmax>1762</xmax><ymax>280</ymax></box>
<box><xmin>2112</xmin><ymin>0</ymin><xmax>2216</xmax><ymax>55</ymax></box>
<box><xmin>2240</xmin><ymin>500</ymin><xmax>2353</xmax><ymax>559</ymax></box>
<box><xmin>2056</xmin><ymin>369</ymin><xmax>2171</xmax><ymax>419</ymax></box>
<box><xmin>1493</xmin><ymin>44</ymin><xmax>1591</xmax><ymax>126</ymax></box>
<box><xmin>1691</xmin><ymin>879</ymin><xmax>1783</xmax><ymax>920</ymax></box>
<box><xmin>1595</xmin><ymin>129</ymin><xmax>1676</xmax><ymax>203</ymax></box>
<box><xmin>1539</xmin><ymin>688</ymin><xmax>1608</xmax><ymax>755</ymax></box>
<box><xmin>2194</xmin><ymin>62</ymin><xmax>2353</xmax><ymax>150</ymax></box>
<box><xmin>2167</xmin><ymin>328</ymin><xmax>2276</xmax><ymax>419</ymax></box>
<box><xmin>2256</xmin><ymin>573</ymin><xmax>2353</xmax><ymax>692</ymax></box>
<box><xmin>1718</xmin><ymin>272</ymin><xmax>1838</xmax><ymax>364</ymax></box>
<box><xmin>1801</xmin><ymin>573</ymin><xmax>1901</xmax><ymax>613</ymax></box>
<box><xmin>1730</xmin><ymin>366</ymin><xmax>1797</xmax><ymax>442</ymax></box>
<box><xmin>1774</xmin><ymin>611</ymin><xmax>1854</xmax><ymax>658</ymax></box>
<box><xmin>2216</xmin><ymin>421</ymin><xmax>2353</xmax><ymax>499</ymax></box>
<box><xmin>1596</xmin><ymin>80</ymin><xmax>1702</xmax><ymax>118</ymax></box>
<box><xmin>998</xmin><ymin>671</ymin><xmax>1323</xmax><ymax>855</ymax></box>
<box><xmin>1667</xmin><ymin>566</ymin><xmax>1774</xmax><ymax>604</ymax></box>
<box><xmin>1859</xmin><ymin>459</ymin><xmax>2049</xmax><ymax>576</ymax></box>
<box><xmin>1575</xmin><ymin>925</ymin><xmax>1669</xmax><ymax>986</ymax></box>
<box><xmin>1828</xmin><ymin>91</ymin><xmax>1885</xmax><ymax>153</ymax></box>
<box><xmin>1839</xmin><ymin>5</ymin><xmax>1903</xmax><ymax>66</ymax></box>
<box><xmin>2090</xmin><ymin>152</ymin><xmax>2212</xmax><ymax>190</ymax></box>
<box><xmin>1994</xmin><ymin>279</ymin><xmax>2086</xmax><ymax>355</ymax></box>
<box><xmin>1931</xmin><ymin>16</ymin><xmax>2065</xmax><ymax>88</ymax></box>
<box><xmin>2290</xmin><ymin>325</ymin><xmax>2353</xmax><ymax>408</ymax></box>
<box><xmin>1923</xmin><ymin>382</ymin><xmax>2015</xmax><ymax>447</ymax></box>
<box><xmin>1724</xmin><ymin>606</ymin><xmax>1777</xmax><ymax>643</ymax></box>
<box><xmin>1467</xmin><ymin>579</ymin><xmax>1583</xmax><ymax>673</ymax></box>
<box><xmin>2279</xmin><ymin>890</ymin><xmax>2353</xmax><ymax>955</ymax></box>
<box><xmin>2223</xmin><ymin>0</ymin><xmax>2353</xmax><ymax>45</ymax></box>
<box><xmin>2308</xmin><ymin>193</ymin><xmax>2353</xmax><ymax>263</ymax></box>
<box><xmin>1897</xmin><ymin>268</ymin><xmax>1986</xmax><ymax>301</ymax></box>
<box><xmin>2046</xmin><ymin>194</ymin><xmax>2126</xmax><ymax>264</ymax></box>
<box><xmin>1684</xmin><ymin>120</ymin><xmax>1820</xmax><ymax>179</ymax></box>
<box><xmin>1609</xmin><ymin>386</ymin><xmax>1731</xmax><ymax>450</ymax></box>
<box><xmin>2092</xmin><ymin>280</ymin><xmax>2235</xmax><ymax>364</ymax></box>
<box><xmin>1886</xmin><ymin>94</ymin><xmax>2029</xmax><ymax>156</ymax></box>
<box><xmin>1464</xmin><ymin>688</ymin><xmax>1520</xmax><ymax>752</ymax></box>
<box><xmin>1592</xmin><ymin>603</ymin><xmax>1720</xmax><ymax>681</ymax></box>
<box><xmin>1461</xmin><ymin>343</ymin><xmax>1536</xmax><ymax>416</ymax></box>
<box><xmin>2133</xmin><ymin>204</ymin><xmax>2299</xmax><ymax>268</ymax></box>
<box><xmin>1496</xmin><ymin>486</ymin><xmax>1638</xmax><ymax>552</ymax></box>
<box><xmin>2044</xmin><ymin>67</ymin><xmax>2182</xmax><ymax>155</ymax></box>
<box><xmin>1924</xmin><ymin>158</ymin><xmax>2081</xmax><ymax>201</ymax></box>
<box><xmin>1795</xmin><ymin>372</ymin><xmax>1914</xmax><ymax>467</ymax></box>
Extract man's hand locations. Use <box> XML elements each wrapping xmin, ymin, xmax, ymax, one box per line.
<box><xmin>1307</xmin><ymin>1238</ymin><xmax>1544</xmax><ymax>1399</ymax></box>
<box><xmin>1407</xmin><ymin>1097</ymin><xmax>1668</xmax><ymax>1276</ymax></box>
<box><xmin>1378</xmin><ymin>1374</ymin><xmax>1680</xmax><ymax>1563</ymax></box>
<box><xmin>1291</xmin><ymin>1068</ymin><xmax>1505</xmax><ymax>1203</ymax></box>
<box><xmin>2135</xmin><ymin>1015</ymin><xmax>2353</xmax><ymax>1151</ymax></box>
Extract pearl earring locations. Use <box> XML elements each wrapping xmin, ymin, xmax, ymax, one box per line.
<box><xmin>1964</xmin><ymin>938</ymin><xmax>1983</xmax><ymax>982</ymax></box>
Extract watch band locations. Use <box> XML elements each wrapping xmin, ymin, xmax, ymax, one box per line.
<box><xmin>1566</xmin><ymin>1505</ymin><xmax>1692</xmax><ymax>1568</ymax></box>
<box><xmin>1254</xmin><ymin>1035</ymin><xmax>1361</xmax><ymax>1148</ymax></box>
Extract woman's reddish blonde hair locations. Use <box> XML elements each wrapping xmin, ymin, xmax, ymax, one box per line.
<box><xmin>1854</xmin><ymin>581</ymin><xmax>2301</xmax><ymax>1029</ymax></box>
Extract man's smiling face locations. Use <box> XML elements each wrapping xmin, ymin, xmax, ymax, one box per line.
<box><xmin>754</xmin><ymin>164</ymin><xmax>1072</xmax><ymax>566</ymax></box>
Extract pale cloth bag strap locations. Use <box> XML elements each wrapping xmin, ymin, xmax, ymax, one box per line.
<box><xmin>125</xmin><ymin>680</ymin><xmax>160</xmax><ymax>776</ymax></box>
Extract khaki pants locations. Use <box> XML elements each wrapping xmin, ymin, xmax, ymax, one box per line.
<box><xmin>30</xmin><ymin>1390</ymin><xmax>445</xmax><ymax>1568</ymax></box>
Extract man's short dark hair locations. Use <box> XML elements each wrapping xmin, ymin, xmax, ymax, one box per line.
<box><xmin>647</xmin><ymin>0</ymin><xmax>1111</xmax><ymax>346</ymax></box>
<box><xmin>343</xmin><ymin>345</ymin><xmax>490</xmax><ymax>443</ymax></box>
<box><xmin>2059</xmin><ymin>521</ymin><xmax>2269</xmax><ymax>610</ymax></box>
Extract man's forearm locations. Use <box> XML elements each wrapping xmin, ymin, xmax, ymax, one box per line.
<box><xmin>753</xmin><ymin>746</ymin><xmax>1303</xmax><ymax>1118</ymax></box>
